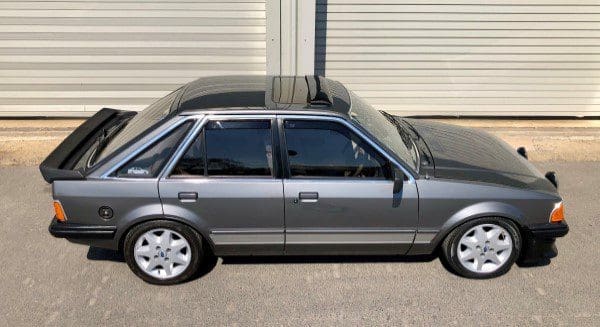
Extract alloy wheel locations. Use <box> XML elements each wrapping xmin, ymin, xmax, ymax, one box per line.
<box><xmin>456</xmin><ymin>223</ymin><xmax>513</xmax><ymax>273</ymax></box>
<box><xmin>133</xmin><ymin>228</ymin><xmax>192</xmax><ymax>280</ymax></box>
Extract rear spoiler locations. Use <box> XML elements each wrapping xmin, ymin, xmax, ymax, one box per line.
<box><xmin>39</xmin><ymin>108</ymin><xmax>136</xmax><ymax>183</ymax></box>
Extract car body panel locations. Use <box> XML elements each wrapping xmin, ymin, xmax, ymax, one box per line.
<box><xmin>408</xmin><ymin>178</ymin><xmax>560</xmax><ymax>255</ymax></box>
<box><xmin>159</xmin><ymin>178</ymin><xmax>285</xmax><ymax>255</ymax></box>
<box><xmin>52</xmin><ymin>179</ymin><xmax>162</xmax><ymax>250</ymax></box>
<box><xmin>403</xmin><ymin>118</ymin><xmax>558</xmax><ymax>194</ymax></box>
<box><xmin>283</xmin><ymin>178</ymin><xmax>418</xmax><ymax>255</ymax></box>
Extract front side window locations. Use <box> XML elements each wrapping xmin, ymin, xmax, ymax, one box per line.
<box><xmin>113</xmin><ymin>121</ymin><xmax>192</xmax><ymax>178</ymax></box>
<box><xmin>171</xmin><ymin>120</ymin><xmax>274</xmax><ymax>177</ymax></box>
<box><xmin>283</xmin><ymin>120</ymin><xmax>389</xmax><ymax>179</ymax></box>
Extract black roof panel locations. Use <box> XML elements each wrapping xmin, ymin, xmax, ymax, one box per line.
<box><xmin>175</xmin><ymin>75</ymin><xmax>350</xmax><ymax>115</ymax></box>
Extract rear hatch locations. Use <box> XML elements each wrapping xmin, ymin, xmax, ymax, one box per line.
<box><xmin>39</xmin><ymin>108</ymin><xmax>135</xmax><ymax>183</ymax></box>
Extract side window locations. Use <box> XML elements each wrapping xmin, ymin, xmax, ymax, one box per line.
<box><xmin>171</xmin><ymin>130</ymin><xmax>205</xmax><ymax>176</ymax></box>
<box><xmin>284</xmin><ymin>120</ymin><xmax>389</xmax><ymax>179</ymax></box>
<box><xmin>171</xmin><ymin>120</ymin><xmax>274</xmax><ymax>177</ymax></box>
<box><xmin>113</xmin><ymin>121</ymin><xmax>192</xmax><ymax>178</ymax></box>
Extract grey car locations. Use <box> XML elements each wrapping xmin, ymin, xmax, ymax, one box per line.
<box><xmin>41</xmin><ymin>76</ymin><xmax>568</xmax><ymax>284</ymax></box>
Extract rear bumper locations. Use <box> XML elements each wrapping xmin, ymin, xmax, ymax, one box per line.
<box><xmin>519</xmin><ymin>222</ymin><xmax>569</xmax><ymax>265</ymax></box>
<box><xmin>49</xmin><ymin>218</ymin><xmax>116</xmax><ymax>240</ymax></box>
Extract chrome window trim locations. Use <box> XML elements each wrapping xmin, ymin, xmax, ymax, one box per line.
<box><xmin>99</xmin><ymin>112</ymin><xmax>415</xmax><ymax>184</ymax></box>
<box><xmin>278</xmin><ymin>114</ymin><xmax>416</xmax><ymax>184</ymax></box>
<box><xmin>160</xmin><ymin>114</ymin><xmax>278</xmax><ymax>181</ymax></box>
<box><xmin>100</xmin><ymin>115</ymin><xmax>201</xmax><ymax>180</ymax></box>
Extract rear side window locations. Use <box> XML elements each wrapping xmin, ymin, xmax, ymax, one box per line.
<box><xmin>113</xmin><ymin>121</ymin><xmax>192</xmax><ymax>178</ymax></box>
<box><xmin>171</xmin><ymin>120</ymin><xmax>273</xmax><ymax>177</ymax></box>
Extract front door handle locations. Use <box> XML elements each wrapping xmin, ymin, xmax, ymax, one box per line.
<box><xmin>178</xmin><ymin>192</ymin><xmax>198</xmax><ymax>202</ymax></box>
<box><xmin>298</xmin><ymin>192</ymin><xmax>319</xmax><ymax>203</ymax></box>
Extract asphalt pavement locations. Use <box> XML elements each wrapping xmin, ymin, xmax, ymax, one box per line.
<box><xmin>0</xmin><ymin>162</ymin><xmax>598</xmax><ymax>326</ymax></box>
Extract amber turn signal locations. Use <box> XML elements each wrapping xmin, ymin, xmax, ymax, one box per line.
<box><xmin>53</xmin><ymin>201</ymin><xmax>67</xmax><ymax>222</ymax></box>
<box><xmin>550</xmin><ymin>202</ymin><xmax>564</xmax><ymax>223</ymax></box>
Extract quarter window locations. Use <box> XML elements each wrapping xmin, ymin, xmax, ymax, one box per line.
<box><xmin>283</xmin><ymin>120</ymin><xmax>389</xmax><ymax>179</ymax></box>
<box><xmin>113</xmin><ymin>121</ymin><xmax>192</xmax><ymax>178</ymax></box>
<box><xmin>172</xmin><ymin>120</ymin><xmax>274</xmax><ymax>177</ymax></box>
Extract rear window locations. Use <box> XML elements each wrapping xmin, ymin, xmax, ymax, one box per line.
<box><xmin>94</xmin><ymin>88</ymin><xmax>182</xmax><ymax>162</ymax></box>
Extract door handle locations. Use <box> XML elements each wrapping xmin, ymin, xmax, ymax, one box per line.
<box><xmin>298</xmin><ymin>192</ymin><xmax>319</xmax><ymax>203</ymax></box>
<box><xmin>178</xmin><ymin>192</ymin><xmax>198</xmax><ymax>202</ymax></box>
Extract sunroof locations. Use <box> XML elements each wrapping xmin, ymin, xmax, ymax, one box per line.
<box><xmin>271</xmin><ymin>76</ymin><xmax>309</xmax><ymax>104</ymax></box>
<box><xmin>271</xmin><ymin>76</ymin><xmax>333</xmax><ymax>107</ymax></box>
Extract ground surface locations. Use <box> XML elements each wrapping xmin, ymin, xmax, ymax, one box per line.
<box><xmin>0</xmin><ymin>163</ymin><xmax>598</xmax><ymax>326</ymax></box>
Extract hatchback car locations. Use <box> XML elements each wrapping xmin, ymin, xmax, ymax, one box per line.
<box><xmin>41</xmin><ymin>76</ymin><xmax>568</xmax><ymax>284</ymax></box>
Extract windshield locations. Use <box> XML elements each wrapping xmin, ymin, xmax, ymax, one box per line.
<box><xmin>93</xmin><ymin>88</ymin><xmax>183</xmax><ymax>163</ymax></box>
<box><xmin>348</xmin><ymin>92</ymin><xmax>418</xmax><ymax>171</ymax></box>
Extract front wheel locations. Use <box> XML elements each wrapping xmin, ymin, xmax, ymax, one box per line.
<box><xmin>124</xmin><ymin>220</ymin><xmax>204</xmax><ymax>285</ymax></box>
<box><xmin>441</xmin><ymin>218</ymin><xmax>521</xmax><ymax>279</ymax></box>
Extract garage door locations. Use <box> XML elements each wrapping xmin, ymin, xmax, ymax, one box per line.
<box><xmin>0</xmin><ymin>0</ymin><xmax>266</xmax><ymax>116</ymax></box>
<box><xmin>316</xmin><ymin>0</ymin><xmax>600</xmax><ymax>116</ymax></box>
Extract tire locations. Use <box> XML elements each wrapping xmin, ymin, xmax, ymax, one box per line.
<box><xmin>124</xmin><ymin>220</ymin><xmax>203</xmax><ymax>285</ymax></box>
<box><xmin>440</xmin><ymin>217</ymin><xmax>521</xmax><ymax>279</ymax></box>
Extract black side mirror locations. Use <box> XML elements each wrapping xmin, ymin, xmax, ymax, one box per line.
<box><xmin>393</xmin><ymin>167</ymin><xmax>404</xmax><ymax>194</ymax></box>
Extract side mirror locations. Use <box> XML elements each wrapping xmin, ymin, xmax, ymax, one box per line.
<box><xmin>393</xmin><ymin>167</ymin><xmax>404</xmax><ymax>194</ymax></box>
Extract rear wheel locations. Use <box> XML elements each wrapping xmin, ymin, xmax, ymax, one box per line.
<box><xmin>441</xmin><ymin>218</ymin><xmax>521</xmax><ymax>279</ymax></box>
<box><xmin>124</xmin><ymin>220</ymin><xmax>203</xmax><ymax>285</ymax></box>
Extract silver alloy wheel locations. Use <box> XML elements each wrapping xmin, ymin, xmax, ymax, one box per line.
<box><xmin>457</xmin><ymin>223</ymin><xmax>513</xmax><ymax>273</ymax></box>
<box><xmin>133</xmin><ymin>228</ymin><xmax>191</xmax><ymax>280</ymax></box>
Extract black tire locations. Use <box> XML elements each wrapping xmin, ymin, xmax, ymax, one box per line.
<box><xmin>124</xmin><ymin>220</ymin><xmax>203</xmax><ymax>285</ymax></box>
<box><xmin>440</xmin><ymin>217</ymin><xmax>521</xmax><ymax>279</ymax></box>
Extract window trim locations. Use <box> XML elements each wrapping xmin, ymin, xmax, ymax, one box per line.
<box><xmin>101</xmin><ymin>116</ymin><xmax>198</xmax><ymax>180</ymax></box>
<box><xmin>163</xmin><ymin>115</ymin><xmax>280</xmax><ymax>180</ymax></box>
<box><xmin>281</xmin><ymin>118</ymin><xmax>391</xmax><ymax>181</ymax></box>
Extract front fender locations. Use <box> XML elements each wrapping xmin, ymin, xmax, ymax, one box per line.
<box><xmin>429</xmin><ymin>201</ymin><xmax>526</xmax><ymax>250</ymax></box>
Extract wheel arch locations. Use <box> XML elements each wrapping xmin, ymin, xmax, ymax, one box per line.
<box><xmin>429</xmin><ymin>201</ymin><xmax>526</xmax><ymax>252</ymax></box>
<box><xmin>117</xmin><ymin>215</ymin><xmax>216</xmax><ymax>254</ymax></box>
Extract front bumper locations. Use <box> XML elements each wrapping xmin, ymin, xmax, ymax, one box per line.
<box><xmin>519</xmin><ymin>222</ymin><xmax>569</xmax><ymax>265</ymax></box>
<box><xmin>49</xmin><ymin>218</ymin><xmax>116</xmax><ymax>240</ymax></box>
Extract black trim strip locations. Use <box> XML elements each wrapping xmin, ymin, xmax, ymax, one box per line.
<box><xmin>48</xmin><ymin>218</ymin><xmax>116</xmax><ymax>240</ymax></box>
<box><xmin>527</xmin><ymin>222</ymin><xmax>569</xmax><ymax>239</ymax></box>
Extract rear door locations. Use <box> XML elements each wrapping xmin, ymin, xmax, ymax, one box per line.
<box><xmin>159</xmin><ymin>116</ymin><xmax>285</xmax><ymax>255</ymax></box>
<box><xmin>280</xmin><ymin>116</ymin><xmax>419</xmax><ymax>255</ymax></box>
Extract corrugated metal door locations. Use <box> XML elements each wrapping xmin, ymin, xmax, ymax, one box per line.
<box><xmin>316</xmin><ymin>0</ymin><xmax>600</xmax><ymax>116</ymax></box>
<box><xmin>0</xmin><ymin>0</ymin><xmax>266</xmax><ymax>116</ymax></box>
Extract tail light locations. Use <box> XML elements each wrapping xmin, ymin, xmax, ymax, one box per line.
<box><xmin>53</xmin><ymin>201</ymin><xmax>67</xmax><ymax>222</ymax></box>
<box><xmin>550</xmin><ymin>202</ymin><xmax>564</xmax><ymax>223</ymax></box>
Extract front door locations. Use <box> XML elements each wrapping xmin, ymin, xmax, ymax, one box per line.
<box><xmin>159</xmin><ymin>117</ymin><xmax>285</xmax><ymax>255</ymax></box>
<box><xmin>280</xmin><ymin>118</ymin><xmax>419</xmax><ymax>255</ymax></box>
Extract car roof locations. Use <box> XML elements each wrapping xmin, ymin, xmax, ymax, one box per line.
<box><xmin>173</xmin><ymin>75</ymin><xmax>352</xmax><ymax>116</ymax></box>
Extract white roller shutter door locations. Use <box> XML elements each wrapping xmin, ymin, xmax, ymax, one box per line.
<box><xmin>0</xmin><ymin>0</ymin><xmax>266</xmax><ymax>116</ymax></box>
<box><xmin>316</xmin><ymin>0</ymin><xmax>600</xmax><ymax>116</ymax></box>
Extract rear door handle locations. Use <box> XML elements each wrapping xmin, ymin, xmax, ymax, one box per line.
<box><xmin>298</xmin><ymin>192</ymin><xmax>319</xmax><ymax>203</ymax></box>
<box><xmin>178</xmin><ymin>192</ymin><xmax>198</xmax><ymax>202</ymax></box>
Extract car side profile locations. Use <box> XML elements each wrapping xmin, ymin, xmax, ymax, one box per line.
<box><xmin>41</xmin><ymin>76</ymin><xmax>568</xmax><ymax>284</ymax></box>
